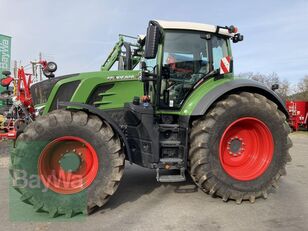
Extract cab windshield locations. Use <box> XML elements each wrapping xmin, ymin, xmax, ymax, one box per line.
<box><xmin>160</xmin><ymin>30</ymin><xmax>229</xmax><ymax>109</ymax></box>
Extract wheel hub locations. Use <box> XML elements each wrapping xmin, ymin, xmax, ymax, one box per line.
<box><xmin>38</xmin><ymin>136</ymin><xmax>99</xmax><ymax>194</ymax></box>
<box><xmin>228</xmin><ymin>137</ymin><xmax>245</xmax><ymax>156</ymax></box>
<box><xmin>219</xmin><ymin>117</ymin><xmax>274</xmax><ymax>181</ymax></box>
<box><xmin>59</xmin><ymin>152</ymin><xmax>82</xmax><ymax>172</ymax></box>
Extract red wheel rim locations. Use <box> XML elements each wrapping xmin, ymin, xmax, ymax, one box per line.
<box><xmin>38</xmin><ymin>136</ymin><xmax>99</xmax><ymax>194</ymax></box>
<box><xmin>219</xmin><ymin>117</ymin><xmax>274</xmax><ymax>181</ymax></box>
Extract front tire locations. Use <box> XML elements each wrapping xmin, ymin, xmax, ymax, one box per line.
<box><xmin>189</xmin><ymin>92</ymin><xmax>292</xmax><ymax>203</ymax></box>
<box><xmin>10</xmin><ymin>110</ymin><xmax>125</xmax><ymax>217</ymax></box>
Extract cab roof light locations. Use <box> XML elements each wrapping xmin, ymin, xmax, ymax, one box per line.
<box><xmin>228</xmin><ymin>25</ymin><xmax>238</xmax><ymax>34</ymax></box>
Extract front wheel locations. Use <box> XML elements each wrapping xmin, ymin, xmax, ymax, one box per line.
<box><xmin>189</xmin><ymin>92</ymin><xmax>292</xmax><ymax>203</ymax></box>
<box><xmin>10</xmin><ymin>110</ymin><xmax>125</xmax><ymax>217</ymax></box>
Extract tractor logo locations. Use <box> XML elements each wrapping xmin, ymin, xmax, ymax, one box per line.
<box><xmin>107</xmin><ymin>75</ymin><xmax>137</xmax><ymax>81</ymax></box>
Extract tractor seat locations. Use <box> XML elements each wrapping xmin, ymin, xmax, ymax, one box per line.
<box><xmin>1</xmin><ymin>77</ymin><xmax>14</xmax><ymax>87</ymax></box>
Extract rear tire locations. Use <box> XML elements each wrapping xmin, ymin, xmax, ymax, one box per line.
<box><xmin>10</xmin><ymin>110</ymin><xmax>125</xmax><ymax>217</ymax></box>
<box><xmin>189</xmin><ymin>92</ymin><xmax>292</xmax><ymax>203</ymax></box>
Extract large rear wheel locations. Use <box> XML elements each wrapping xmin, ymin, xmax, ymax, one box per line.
<box><xmin>189</xmin><ymin>92</ymin><xmax>292</xmax><ymax>203</ymax></box>
<box><xmin>10</xmin><ymin>110</ymin><xmax>125</xmax><ymax>217</ymax></box>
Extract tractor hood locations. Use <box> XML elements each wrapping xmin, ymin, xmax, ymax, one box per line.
<box><xmin>31</xmin><ymin>73</ymin><xmax>80</xmax><ymax>106</ymax></box>
<box><xmin>31</xmin><ymin>70</ymin><xmax>143</xmax><ymax>114</ymax></box>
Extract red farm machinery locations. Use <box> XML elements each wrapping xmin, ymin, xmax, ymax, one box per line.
<box><xmin>286</xmin><ymin>101</ymin><xmax>308</xmax><ymax>131</ymax></box>
<box><xmin>0</xmin><ymin>60</ymin><xmax>57</xmax><ymax>140</ymax></box>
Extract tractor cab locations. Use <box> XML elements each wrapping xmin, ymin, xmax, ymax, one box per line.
<box><xmin>140</xmin><ymin>20</ymin><xmax>243</xmax><ymax>110</ymax></box>
<box><xmin>124</xmin><ymin>21</ymin><xmax>244</xmax><ymax>180</ymax></box>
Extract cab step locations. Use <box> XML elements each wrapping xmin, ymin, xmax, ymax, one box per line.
<box><xmin>156</xmin><ymin>167</ymin><xmax>186</xmax><ymax>183</ymax></box>
<box><xmin>158</xmin><ymin>175</ymin><xmax>186</xmax><ymax>183</ymax></box>
<box><xmin>159</xmin><ymin>124</ymin><xmax>179</xmax><ymax>132</ymax></box>
<box><xmin>160</xmin><ymin>158</ymin><xmax>183</xmax><ymax>164</ymax></box>
<box><xmin>160</xmin><ymin>140</ymin><xmax>181</xmax><ymax>147</ymax></box>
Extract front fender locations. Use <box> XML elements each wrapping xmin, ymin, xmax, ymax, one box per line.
<box><xmin>57</xmin><ymin>101</ymin><xmax>133</xmax><ymax>163</ymax></box>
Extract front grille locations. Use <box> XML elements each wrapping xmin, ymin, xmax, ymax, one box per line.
<box><xmin>30</xmin><ymin>74</ymin><xmax>79</xmax><ymax>105</ymax></box>
<box><xmin>49</xmin><ymin>81</ymin><xmax>80</xmax><ymax>111</ymax></box>
<box><xmin>31</xmin><ymin>80</ymin><xmax>54</xmax><ymax>105</ymax></box>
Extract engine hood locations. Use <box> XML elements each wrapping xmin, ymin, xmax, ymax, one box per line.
<box><xmin>31</xmin><ymin>70</ymin><xmax>142</xmax><ymax>114</ymax></box>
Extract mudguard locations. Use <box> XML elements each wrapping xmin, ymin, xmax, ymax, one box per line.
<box><xmin>57</xmin><ymin>101</ymin><xmax>132</xmax><ymax>163</ymax></box>
<box><xmin>192</xmin><ymin>78</ymin><xmax>288</xmax><ymax>117</ymax></box>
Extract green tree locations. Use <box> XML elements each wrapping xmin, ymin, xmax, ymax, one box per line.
<box><xmin>238</xmin><ymin>72</ymin><xmax>290</xmax><ymax>101</ymax></box>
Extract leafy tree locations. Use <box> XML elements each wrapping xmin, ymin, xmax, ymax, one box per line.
<box><xmin>238</xmin><ymin>72</ymin><xmax>290</xmax><ymax>101</ymax></box>
<box><xmin>292</xmin><ymin>75</ymin><xmax>308</xmax><ymax>100</ymax></box>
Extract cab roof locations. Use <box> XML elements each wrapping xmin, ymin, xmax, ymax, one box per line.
<box><xmin>154</xmin><ymin>20</ymin><xmax>235</xmax><ymax>37</ymax></box>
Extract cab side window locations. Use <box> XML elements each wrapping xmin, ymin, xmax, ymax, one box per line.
<box><xmin>212</xmin><ymin>37</ymin><xmax>229</xmax><ymax>70</ymax></box>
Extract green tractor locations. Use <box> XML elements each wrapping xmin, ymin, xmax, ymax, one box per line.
<box><xmin>10</xmin><ymin>20</ymin><xmax>292</xmax><ymax>217</ymax></box>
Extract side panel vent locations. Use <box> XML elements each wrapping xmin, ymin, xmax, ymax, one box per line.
<box><xmin>87</xmin><ymin>83</ymin><xmax>114</xmax><ymax>107</ymax></box>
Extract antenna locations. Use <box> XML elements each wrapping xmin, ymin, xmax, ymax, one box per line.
<box><xmin>119</xmin><ymin>34</ymin><xmax>138</xmax><ymax>40</ymax></box>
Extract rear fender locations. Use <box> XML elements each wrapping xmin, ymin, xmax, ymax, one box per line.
<box><xmin>192</xmin><ymin>79</ymin><xmax>288</xmax><ymax>118</ymax></box>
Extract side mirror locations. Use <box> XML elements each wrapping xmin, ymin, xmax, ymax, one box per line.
<box><xmin>232</xmin><ymin>33</ymin><xmax>244</xmax><ymax>43</ymax></box>
<box><xmin>271</xmin><ymin>84</ymin><xmax>279</xmax><ymax>91</ymax></box>
<box><xmin>219</xmin><ymin>56</ymin><xmax>232</xmax><ymax>74</ymax></box>
<box><xmin>144</xmin><ymin>23</ymin><xmax>161</xmax><ymax>59</ymax></box>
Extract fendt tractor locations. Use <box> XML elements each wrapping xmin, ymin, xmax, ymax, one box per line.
<box><xmin>10</xmin><ymin>20</ymin><xmax>292</xmax><ymax>217</ymax></box>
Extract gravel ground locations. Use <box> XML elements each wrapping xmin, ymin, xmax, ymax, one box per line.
<box><xmin>0</xmin><ymin>132</ymin><xmax>307</xmax><ymax>231</ymax></box>
<box><xmin>0</xmin><ymin>142</ymin><xmax>9</xmax><ymax>168</ymax></box>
